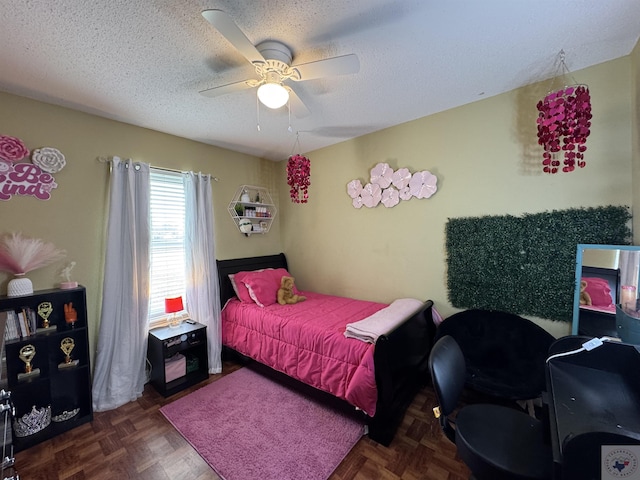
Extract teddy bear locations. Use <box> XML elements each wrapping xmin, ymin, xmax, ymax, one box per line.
<box><xmin>277</xmin><ymin>276</ymin><xmax>306</xmax><ymax>305</ymax></box>
<box><xmin>579</xmin><ymin>280</ymin><xmax>592</xmax><ymax>306</ymax></box>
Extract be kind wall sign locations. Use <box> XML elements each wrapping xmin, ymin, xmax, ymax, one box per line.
<box><xmin>0</xmin><ymin>135</ymin><xmax>65</xmax><ymax>201</ymax></box>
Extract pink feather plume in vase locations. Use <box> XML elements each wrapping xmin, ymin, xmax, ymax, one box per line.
<box><xmin>0</xmin><ymin>232</ymin><xmax>66</xmax><ymax>275</ymax></box>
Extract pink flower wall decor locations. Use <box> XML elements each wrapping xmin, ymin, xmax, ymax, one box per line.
<box><xmin>398</xmin><ymin>186</ymin><xmax>412</xmax><ymax>201</ymax></box>
<box><xmin>392</xmin><ymin>168</ymin><xmax>411</xmax><ymax>189</ymax></box>
<box><xmin>361</xmin><ymin>183</ymin><xmax>382</xmax><ymax>208</ymax></box>
<box><xmin>0</xmin><ymin>135</ymin><xmax>29</xmax><ymax>163</ymax></box>
<box><xmin>346</xmin><ymin>179</ymin><xmax>363</xmax><ymax>199</ymax></box>
<box><xmin>286</xmin><ymin>154</ymin><xmax>311</xmax><ymax>203</ymax></box>
<box><xmin>536</xmin><ymin>85</ymin><xmax>591</xmax><ymax>174</ymax></box>
<box><xmin>409</xmin><ymin>170</ymin><xmax>438</xmax><ymax>199</ymax></box>
<box><xmin>346</xmin><ymin>166</ymin><xmax>438</xmax><ymax>208</ymax></box>
<box><xmin>381</xmin><ymin>186</ymin><xmax>400</xmax><ymax>208</ymax></box>
<box><xmin>370</xmin><ymin>162</ymin><xmax>393</xmax><ymax>188</ymax></box>
<box><xmin>346</xmin><ymin>180</ymin><xmax>364</xmax><ymax>208</ymax></box>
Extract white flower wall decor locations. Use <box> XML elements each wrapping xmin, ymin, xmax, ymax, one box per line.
<box><xmin>31</xmin><ymin>147</ymin><xmax>66</xmax><ymax>173</ymax></box>
<box><xmin>346</xmin><ymin>162</ymin><xmax>438</xmax><ymax>209</ymax></box>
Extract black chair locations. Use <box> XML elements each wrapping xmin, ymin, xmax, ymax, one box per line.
<box><xmin>428</xmin><ymin>335</ymin><xmax>552</xmax><ymax>480</ymax></box>
<box><xmin>434</xmin><ymin>309</ymin><xmax>555</xmax><ymax>401</ymax></box>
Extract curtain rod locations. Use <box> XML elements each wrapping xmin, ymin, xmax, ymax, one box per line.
<box><xmin>96</xmin><ymin>156</ymin><xmax>220</xmax><ymax>182</ymax></box>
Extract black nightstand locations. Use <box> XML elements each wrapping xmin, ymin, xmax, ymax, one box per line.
<box><xmin>147</xmin><ymin>322</ymin><xmax>208</xmax><ymax>397</ymax></box>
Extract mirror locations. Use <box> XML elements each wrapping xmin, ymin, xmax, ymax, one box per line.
<box><xmin>572</xmin><ymin>244</ymin><xmax>640</xmax><ymax>341</ymax></box>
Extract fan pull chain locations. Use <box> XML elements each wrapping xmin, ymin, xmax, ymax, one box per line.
<box><xmin>288</xmin><ymin>100</ymin><xmax>292</xmax><ymax>133</ymax></box>
<box><xmin>256</xmin><ymin>95</ymin><xmax>261</xmax><ymax>131</ymax></box>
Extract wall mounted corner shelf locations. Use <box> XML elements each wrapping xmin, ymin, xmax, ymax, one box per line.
<box><xmin>228</xmin><ymin>185</ymin><xmax>277</xmax><ymax>236</ymax></box>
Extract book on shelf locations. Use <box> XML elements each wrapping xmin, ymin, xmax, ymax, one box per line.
<box><xmin>3</xmin><ymin>310</ymin><xmax>18</xmax><ymax>341</ymax></box>
<box><xmin>0</xmin><ymin>311</ymin><xmax>9</xmax><ymax>341</ymax></box>
<box><xmin>2</xmin><ymin>307</ymin><xmax>37</xmax><ymax>341</ymax></box>
<box><xmin>27</xmin><ymin>307</ymin><xmax>36</xmax><ymax>333</ymax></box>
<box><xmin>17</xmin><ymin>310</ymin><xmax>28</xmax><ymax>338</ymax></box>
<box><xmin>19</xmin><ymin>308</ymin><xmax>36</xmax><ymax>336</ymax></box>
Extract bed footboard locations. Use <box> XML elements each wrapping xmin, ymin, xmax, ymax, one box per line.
<box><xmin>368</xmin><ymin>299</ymin><xmax>436</xmax><ymax>446</ymax></box>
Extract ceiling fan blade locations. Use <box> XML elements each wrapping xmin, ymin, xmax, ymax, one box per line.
<box><xmin>287</xmin><ymin>87</ymin><xmax>311</xmax><ymax>118</ymax></box>
<box><xmin>201</xmin><ymin>9</ymin><xmax>265</xmax><ymax>65</ymax></box>
<box><xmin>199</xmin><ymin>79</ymin><xmax>254</xmax><ymax>98</ymax></box>
<box><xmin>292</xmin><ymin>54</ymin><xmax>360</xmax><ymax>81</ymax></box>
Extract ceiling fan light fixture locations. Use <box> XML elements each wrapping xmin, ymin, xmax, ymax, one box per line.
<box><xmin>257</xmin><ymin>82</ymin><xmax>289</xmax><ymax>109</ymax></box>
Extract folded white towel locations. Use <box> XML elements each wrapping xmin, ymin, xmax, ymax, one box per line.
<box><xmin>344</xmin><ymin>298</ymin><xmax>425</xmax><ymax>343</ymax></box>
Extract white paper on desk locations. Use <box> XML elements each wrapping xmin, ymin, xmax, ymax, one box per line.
<box><xmin>601</xmin><ymin>445</ymin><xmax>640</xmax><ymax>479</ymax></box>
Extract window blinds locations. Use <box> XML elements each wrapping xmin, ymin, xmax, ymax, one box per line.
<box><xmin>148</xmin><ymin>169</ymin><xmax>186</xmax><ymax>320</ymax></box>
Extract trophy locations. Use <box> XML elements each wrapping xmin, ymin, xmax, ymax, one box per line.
<box><xmin>18</xmin><ymin>344</ymin><xmax>40</xmax><ymax>380</ymax></box>
<box><xmin>59</xmin><ymin>261</ymin><xmax>78</xmax><ymax>289</ymax></box>
<box><xmin>36</xmin><ymin>301</ymin><xmax>56</xmax><ymax>333</ymax></box>
<box><xmin>58</xmin><ymin>337</ymin><xmax>79</xmax><ymax>369</ymax></box>
<box><xmin>64</xmin><ymin>303</ymin><xmax>77</xmax><ymax>327</ymax></box>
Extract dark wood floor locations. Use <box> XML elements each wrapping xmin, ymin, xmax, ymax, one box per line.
<box><xmin>15</xmin><ymin>359</ymin><xmax>471</xmax><ymax>480</ymax></box>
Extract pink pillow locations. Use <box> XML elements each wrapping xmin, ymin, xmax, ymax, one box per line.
<box><xmin>235</xmin><ymin>268</ymin><xmax>298</xmax><ymax>307</ymax></box>
<box><xmin>228</xmin><ymin>273</ymin><xmax>254</xmax><ymax>303</ymax></box>
<box><xmin>581</xmin><ymin>277</ymin><xmax>613</xmax><ymax>307</ymax></box>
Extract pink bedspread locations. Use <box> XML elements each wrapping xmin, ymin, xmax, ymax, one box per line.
<box><xmin>222</xmin><ymin>291</ymin><xmax>387</xmax><ymax>416</ymax></box>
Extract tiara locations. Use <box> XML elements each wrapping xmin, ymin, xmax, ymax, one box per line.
<box><xmin>52</xmin><ymin>408</ymin><xmax>80</xmax><ymax>423</ymax></box>
<box><xmin>13</xmin><ymin>405</ymin><xmax>51</xmax><ymax>437</ymax></box>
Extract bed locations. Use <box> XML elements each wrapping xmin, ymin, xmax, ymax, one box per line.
<box><xmin>577</xmin><ymin>265</ymin><xmax>620</xmax><ymax>338</ymax></box>
<box><xmin>216</xmin><ymin>253</ymin><xmax>436</xmax><ymax>446</ymax></box>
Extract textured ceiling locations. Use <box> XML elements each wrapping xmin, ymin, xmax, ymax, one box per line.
<box><xmin>1</xmin><ymin>0</ymin><xmax>639</xmax><ymax>161</ymax></box>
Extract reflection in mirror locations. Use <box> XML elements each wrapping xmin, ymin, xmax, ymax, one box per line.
<box><xmin>572</xmin><ymin>244</ymin><xmax>640</xmax><ymax>343</ymax></box>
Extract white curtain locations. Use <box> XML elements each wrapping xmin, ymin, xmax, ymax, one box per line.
<box><xmin>184</xmin><ymin>172</ymin><xmax>222</xmax><ymax>373</ymax></box>
<box><xmin>92</xmin><ymin>157</ymin><xmax>151</xmax><ymax>411</ymax></box>
<box><xmin>620</xmin><ymin>250</ymin><xmax>640</xmax><ymax>289</ymax></box>
<box><xmin>619</xmin><ymin>250</ymin><xmax>640</xmax><ymax>308</ymax></box>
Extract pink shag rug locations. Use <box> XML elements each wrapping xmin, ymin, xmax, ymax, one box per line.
<box><xmin>160</xmin><ymin>367</ymin><xmax>364</xmax><ymax>480</ymax></box>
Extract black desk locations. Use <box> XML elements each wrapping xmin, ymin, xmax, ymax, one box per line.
<box><xmin>546</xmin><ymin>340</ymin><xmax>640</xmax><ymax>479</ymax></box>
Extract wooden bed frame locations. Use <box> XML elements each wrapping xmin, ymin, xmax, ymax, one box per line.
<box><xmin>216</xmin><ymin>252</ymin><xmax>436</xmax><ymax>446</ymax></box>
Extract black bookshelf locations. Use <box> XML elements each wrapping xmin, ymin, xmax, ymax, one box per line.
<box><xmin>0</xmin><ymin>286</ymin><xmax>93</xmax><ymax>452</ymax></box>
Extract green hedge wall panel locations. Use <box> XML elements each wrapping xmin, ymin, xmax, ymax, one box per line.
<box><xmin>446</xmin><ymin>206</ymin><xmax>631</xmax><ymax>322</ymax></box>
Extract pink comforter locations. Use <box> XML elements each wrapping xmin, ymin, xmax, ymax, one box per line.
<box><xmin>222</xmin><ymin>291</ymin><xmax>387</xmax><ymax>416</ymax></box>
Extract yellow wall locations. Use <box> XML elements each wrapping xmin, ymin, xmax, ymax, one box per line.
<box><xmin>0</xmin><ymin>91</ymin><xmax>282</xmax><ymax>360</ymax></box>
<box><xmin>277</xmin><ymin>57</ymin><xmax>634</xmax><ymax>338</ymax></box>
<box><xmin>633</xmin><ymin>40</ymin><xmax>640</xmax><ymax>242</ymax></box>
<box><xmin>582</xmin><ymin>249</ymin><xmax>619</xmax><ymax>269</ymax></box>
<box><xmin>0</xmin><ymin>53</ymin><xmax>636</xmax><ymax>355</ymax></box>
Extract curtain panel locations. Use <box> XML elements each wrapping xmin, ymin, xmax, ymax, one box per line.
<box><xmin>184</xmin><ymin>172</ymin><xmax>222</xmax><ymax>373</ymax></box>
<box><xmin>92</xmin><ymin>157</ymin><xmax>151</xmax><ymax>411</ymax></box>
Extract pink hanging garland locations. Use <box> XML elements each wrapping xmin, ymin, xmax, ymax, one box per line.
<box><xmin>536</xmin><ymin>85</ymin><xmax>592</xmax><ymax>174</ymax></box>
<box><xmin>287</xmin><ymin>154</ymin><xmax>310</xmax><ymax>203</ymax></box>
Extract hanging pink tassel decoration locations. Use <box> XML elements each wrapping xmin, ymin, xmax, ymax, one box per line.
<box><xmin>287</xmin><ymin>154</ymin><xmax>311</xmax><ymax>203</ymax></box>
<box><xmin>536</xmin><ymin>85</ymin><xmax>592</xmax><ymax>174</ymax></box>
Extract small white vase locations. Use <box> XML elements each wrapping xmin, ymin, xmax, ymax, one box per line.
<box><xmin>7</xmin><ymin>274</ymin><xmax>33</xmax><ymax>297</ymax></box>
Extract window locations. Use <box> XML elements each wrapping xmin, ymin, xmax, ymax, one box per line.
<box><xmin>149</xmin><ymin>169</ymin><xmax>186</xmax><ymax>321</ymax></box>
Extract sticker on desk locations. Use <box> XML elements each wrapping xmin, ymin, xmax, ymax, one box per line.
<box><xmin>602</xmin><ymin>445</ymin><xmax>640</xmax><ymax>479</ymax></box>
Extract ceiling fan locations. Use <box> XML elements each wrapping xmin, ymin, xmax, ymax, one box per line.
<box><xmin>199</xmin><ymin>9</ymin><xmax>360</xmax><ymax>117</ymax></box>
